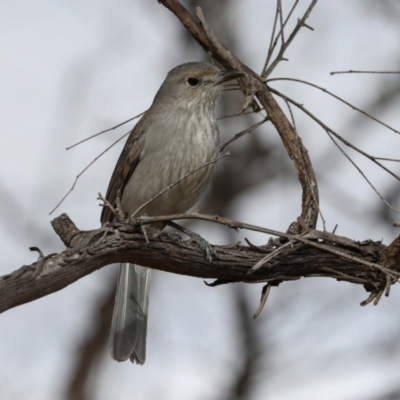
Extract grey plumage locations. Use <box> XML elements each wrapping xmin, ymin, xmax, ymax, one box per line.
<box><xmin>101</xmin><ymin>62</ymin><xmax>243</xmax><ymax>364</ymax></box>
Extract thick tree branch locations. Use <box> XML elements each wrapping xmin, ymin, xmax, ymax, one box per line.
<box><xmin>1</xmin><ymin>213</ymin><xmax>399</xmax><ymax>314</ymax></box>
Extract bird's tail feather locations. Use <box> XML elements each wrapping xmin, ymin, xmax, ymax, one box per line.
<box><xmin>109</xmin><ymin>263</ymin><xmax>151</xmax><ymax>364</ymax></box>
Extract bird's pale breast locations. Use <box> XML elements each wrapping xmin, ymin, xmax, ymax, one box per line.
<box><xmin>121</xmin><ymin>106</ymin><xmax>219</xmax><ymax>218</ymax></box>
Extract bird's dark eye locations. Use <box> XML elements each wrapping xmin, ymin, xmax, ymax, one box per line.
<box><xmin>187</xmin><ymin>77</ymin><xmax>200</xmax><ymax>87</ymax></box>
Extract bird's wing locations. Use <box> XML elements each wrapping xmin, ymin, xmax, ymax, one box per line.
<box><xmin>101</xmin><ymin>118</ymin><xmax>147</xmax><ymax>224</ymax></box>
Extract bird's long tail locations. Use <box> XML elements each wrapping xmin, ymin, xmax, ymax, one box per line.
<box><xmin>109</xmin><ymin>263</ymin><xmax>152</xmax><ymax>364</ymax></box>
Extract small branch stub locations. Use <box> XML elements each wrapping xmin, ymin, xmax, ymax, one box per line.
<box><xmin>51</xmin><ymin>213</ymin><xmax>80</xmax><ymax>247</ymax></box>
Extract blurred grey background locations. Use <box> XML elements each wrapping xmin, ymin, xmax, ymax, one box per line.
<box><xmin>1</xmin><ymin>1</ymin><xmax>400</xmax><ymax>399</ymax></box>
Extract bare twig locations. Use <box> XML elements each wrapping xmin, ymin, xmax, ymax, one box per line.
<box><xmin>97</xmin><ymin>193</ymin><xmax>122</xmax><ymax>222</ymax></box>
<box><xmin>325</xmin><ymin>130</ymin><xmax>400</xmax><ymax>213</ymax></box>
<box><xmin>262</xmin><ymin>0</ymin><xmax>300</xmax><ymax>75</ymax></box>
<box><xmin>217</xmin><ymin>108</ymin><xmax>264</xmax><ymax>120</ymax></box>
<box><xmin>269</xmin><ymin>87</ymin><xmax>400</xmax><ymax>212</ymax></box>
<box><xmin>374</xmin><ymin>157</ymin><xmax>400</xmax><ymax>162</ymax></box>
<box><xmin>50</xmin><ymin>131</ymin><xmax>130</xmax><ymax>215</ymax></box>
<box><xmin>262</xmin><ymin>0</ymin><xmax>318</xmax><ymax>78</ymax></box>
<box><xmin>277</xmin><ymin>0</ymin><xmax>285</xmax><ymax>46</ymax></box>
<box><xmin>331</xmin><ymin>70</ymin><xmax>400</xmax><ymax>76</ymax></box>
<box><xmin>263</xmin><ymin>1</ymin><xmax>280</xmax><ymax>72</ymax></box>
<box><xmin>282</xmin><ymin>97</ymin><xmax>297</xmax><ymax>132</ymax></box>
<box><xmin>302</xmin><ymin>22</ymin><xmax>314</xmax><ymax>31</ymax></box>
<box><xmin>268</xmin><ymin>77</ymin><xmax>400</xmax><ymax>135</ymax></box>
<box><xmin>220</xmin><ymin>118</ymin><xmax>269</xmax><ymax>151</ymax></box>
<box><xmin>320</xmin><ymin>266</ymin><xmax>365</xmax><ymax>283</ymax></box>
<box><xmin>66</xmin><ymin>111</ymin><xmax>145</xmax><ymax>150</ymax></box>
<box><xmin>250</xmin><ymin>241</ymin><xmax>294</xmax><ymax>273</ymax></box>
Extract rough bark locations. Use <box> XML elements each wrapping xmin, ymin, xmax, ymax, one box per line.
<box><xmin>1</xmin><ymin>213</ymin><xmax>399</xmax><ymax>313</ymax></box>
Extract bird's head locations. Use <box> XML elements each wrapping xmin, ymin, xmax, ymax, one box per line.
<box><xmin>153</xmin><ymin>62</ymin><xmax>243</xmax><ymax>110</ymax></box>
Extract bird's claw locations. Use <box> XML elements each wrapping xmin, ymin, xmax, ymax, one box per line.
<box><xmin>188</xmin><ymin>232</ymin><xmax>215</xmax><ymax>263</ymax></box>
<box><xmin>166</xmin><ymin>221</ymin><xmax>215</xmax><ymax>263</ymax></box>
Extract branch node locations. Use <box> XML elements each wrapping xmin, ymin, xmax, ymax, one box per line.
<box><xmin>98</xmin><ymin>192</ymin><xmax>125</xmax><ymax>223</ymax></box>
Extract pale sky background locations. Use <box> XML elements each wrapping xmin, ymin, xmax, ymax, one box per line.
<box><xmin>1</xmin><ymin>1</ymin><xmax>400</xmax><ymax>399</ymax></box>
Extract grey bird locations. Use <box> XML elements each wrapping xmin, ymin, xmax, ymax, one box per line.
<box><xmin>101</xmin><ymin>61</ymin><xmax>243</xmax><ymax>364</ymax></box>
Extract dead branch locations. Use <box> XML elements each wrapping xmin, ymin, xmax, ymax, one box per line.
<box><xmin>1</xmin><ymin>213</ymin><xmax>400</xmax><ymax>314</ymax></box>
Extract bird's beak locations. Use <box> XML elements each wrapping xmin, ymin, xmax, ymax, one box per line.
<box><xmin>214</xmin><ymin>70</ymin><xmax>244</xmax><ymax>85</ymax></box>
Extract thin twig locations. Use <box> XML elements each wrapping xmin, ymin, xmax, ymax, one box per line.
<box><xmin>66</xmin><ymin>112</ymin><xmax>145</xmax><ymax>150</ymax></box>
<box><xmin>262</xmin><ymin>0</ymin><xmax>300</xmax><ymax>75</ymax></box>
<box><xmin>50</xmin><ymin>131</ymin><xmax>130</xmax><ymax>215</ymax></box>
<box><xmin>250</xmin><ymin>241</ymin><xmax>294</xmax><ymax>273</ymax></box>
<box><xmin>277</xmin><ymin>0</ymin><xmax>285</xmax><ymax>46</ymax></box>
<box><xmin>282</xmin><ymin>97</ymin><xmax>297</xmax><ymax>132</ymax></box>
<box><xmin>262</xmin><ymin>0</ymin><xmax>317</xmax><ymax>78</ymax></box>
<box><xmin>220</xmin><ymin>118</ymin><xmax>269</xmax><ymax>151</ymax></box>
<box><xmin>374</xmin><ymin>157</ymin><xmax>400</xmax><ymax>162</ymax></box>
<box><xmin>331</xmin><ymin>70</ymin><xmax>400</xmax><ymax>76</ymax></box>
<box><xmin>326</xmin><ymin>130</ymin><xmax>400</xmax><ymax>213</ymax></box>
<box><xmin>97</xmin><ymin>193</ymin><xmax>120</xmax><ymax>221</ymax></box>
<box><xmin>263</xmin><ymin>0</ymin><xmax>280</xmax><ymax>72</ymax></box>
<box><xmin>320</xmin><ymin>266</ymin><xmax>369</xmax><ymax>285</ymax></box>
<box><xmin>217</xmin><ymin>108</ymin><xmax>264</xmax><ymax>120</ymax></box>
<box><xmin>269</xmin><ymin>88</ymin><xmax>400</xmax><ymax>212</ymax></box>
<box><xmin>268</xmin><ymin>77</ymin><xmax>400</xmax><ymax>135</ymax></box>
<box><xmin>195</xmin><ymin>7</ymin><xmax>237</xmax><ymax>66</ymax></box>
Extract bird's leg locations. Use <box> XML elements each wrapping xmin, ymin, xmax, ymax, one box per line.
<box><xmin>166</xmin><ymin>221</ymin><xmax>215</xmax><ymax>263</ymax></box>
